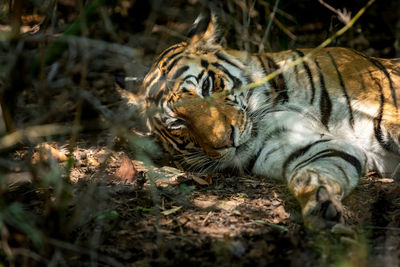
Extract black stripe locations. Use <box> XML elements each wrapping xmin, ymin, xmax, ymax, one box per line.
<box><xmin>154</xmin><ymin>44</ymin><xmax>184</xmax><ymax>66</ymax></box>
<box><xmin>367</xmin><ymin>70</ymin><xmax>393</xmax><ymax>152</ymax></box>
<box><xmin>245</xmin><ymin>74</ymin><xmax>254</xmax><ymax>84</ymax></box>
<box><xmin>293</xmin><ymin>149</ymin><xmax>362</xmax><ymax>176</ymax></box>
<box><xmin>358</xmin><ymin>69</ymin><xmax>367</xmax><ymax>92</ymax></box>
<box><xmin>158</xmin><ymin>44</ymin><xmax>183</xmax><ymax>60</ymax></box>
<box><xmin>262</xmin><ymin>56</ymin><xmax>278</xmax><ymax>89</ymax></box>
<box><xmin>182</xmin><ymin>74</ymin><xmax>197</xmax><ymax>83</ymax></box>
<box><xmin>246</xmin><ymin>147</ymin><xmax>263</xmax><ymax>172</ymax></box>
<box><xmin>148</xmin><ymin>81</ymin><xmax>162</xmax><ymax>98</ymax></box>
<box><xmin>166</xmin><ymin>56</ymin><xmax>183</xmax><ymax>73</ymax></box>
<box><xmin>144</xmin><ymin>71</ymin><xmax>158</xmax><ymax>87</ymax></box>
<box><xmin>256</xmin><ymin>55</ymin><xmax>271</xmax><ymax>98</ymax></box>
<box><xmin>160</xmin><ymin>50</ymin><xmax>182</xmax><ymax>68</ymax></box>
<box><xmin>257</xmin><ymin>55</ymin><xmax>269</xmax><ymax>75</ymax></box>
<box><xmin>168</xmin><ymin>119</ymin><xmax>187</xmax><ymax>130</ymax></box>
<box><xmin>208</xmin><ymin>70</ymin><xmax>216</xmax><ymax>92</ymax></box>
<box><xmin>292</xmin><ymin>55</ymin><xmax>299</xmax><ymax>82</ymax></box>
<box><xmin>314</xmin><ymin>59</ymin><xmax>332</xmax><ymax>129</ymax></box>
<box><xmin>282</xmin><ymin>139</ymin><xmax>331</xmax><ymax>178</ymax></box>
<box><xmin>211</xmin><ymin>62</ymin><xmax>242</xmax><ymax>89</ymax></box>
<box><xmin>154</xmin><ymin>117</ymin><xmax>188</xmax><ymax>151</ymax></box>
<box><xmin>327</xmin><ymin>52</ymin><xmax>354</xmax><ymax>129</ymax></box>
<box><xmin>160</xmin><ymin>51</ymin><xmax>182</xmax><ymax>70</ymax></box>
<box><xmin>333</xmin><ymin>163</ymin><xmax>351</xmax><ymax>185</ymax></box>
<box><xmin>220</xmin><ymin>77</ymin><xmax>225</xmax><ymax>91</ymax></box>
<box><xmin>167</xmin><ymin>92</ymin><xmax>177</xmax><ymax>105</ymax></box>
<box><xmin>202</xmin><ymin>77</ymin><xmax>210</xmax><ymax>97</ymax></box>
<box><xmin>257</xmin><ymin>55</ymin><xmax>288</xmax><ymax>103</ymax></box>
<box><xmin>172</xmin><ymin>66</ymin><xmax>189</xmax><ymax>80</ymax></box>
<box><xmin>263</xmin><ymin>147</ymin><xmax>281</xmax><ymax>160</ymax></box>
<box><xmin>152</xmin><ymin>116</ymin><xmax>164</xmax><ymax>128</ymax></box>
<box><xmin>153</xmin><ymin>89</ymin><xmax>165</xmax><ymax>105</ymax></box>
<box><xmin>351</xmin><ymin>49</ymin><xmax>397</xmax><ymax>108</ymax></box>
<box><xmin>265</xmin><ymin>56</ymin><xmax>289</xmax><ymax>104</ymax></box>
<box><xmin>201</xmin><ymin>59</ymin><xmax>209</xmax><ymax>69</ymax></box>
<box><xmin>293</xmin><ymin>49</ymin><xmax>316</xmax><ymax>104</ymax></box>
<box><xmin>372</xmin><ymin>79</ymin><xmax>391</xmax><ymax>150</ymax></box>
<box><xmin>215</xmin><ymin>51</ymin><xmax>242</xmax><ymax>69</ymax></box>
<box><xmin>370</xmin><ymin>58</ymin><xmax>397</xmax><ymax>108</ymax></box>
<box><xmin>246</xmin><ymin>87</ymin><xmax>256</xmax><ymax>101</ymax></box>
<box><xmin>166</xmin><ymin>132</ymin><xmax>188</xmax><ymax>151</ymax></box>
<box><xmin>197</xmin><ymin>70</ymin><xmax>205</xmax><ymax>82</ymax></box>
<box><xmin>264</xmin><ymin>126</ymin><xmax>288</xmax><ymax>140</ymax></box>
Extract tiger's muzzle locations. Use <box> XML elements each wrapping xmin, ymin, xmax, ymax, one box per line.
<box><xmin>174</xmin><ymin>96</ymin><xmax>246</xmax><ymax>158</ymax></box>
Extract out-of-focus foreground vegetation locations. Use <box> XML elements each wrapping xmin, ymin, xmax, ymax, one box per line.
<box><xmin>0</xmin><ymin>0</ymin><xmax>400</xmax><ymax>266</ymax></box>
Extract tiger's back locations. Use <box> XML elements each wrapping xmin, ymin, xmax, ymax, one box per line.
<box><xmin>142</xmin><ymin>12</ymin><xmax>400</xmax><ymax>228</ymax></box>
<box><xmin>259</xmin><ymin>48</ymin><xmax>400</xmax><ymax>175</ymax></box>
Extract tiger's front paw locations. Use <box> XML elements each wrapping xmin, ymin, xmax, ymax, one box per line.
<box><xmin>303</xmin><ymin>186</ymin><xmax>344</xmax><ymax>229</ymax></box>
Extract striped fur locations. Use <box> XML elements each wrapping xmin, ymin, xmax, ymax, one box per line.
<box><xmin>143</xmin><ymin>15</ymin><xmax>400</xmax><ymax>228</ymax></box>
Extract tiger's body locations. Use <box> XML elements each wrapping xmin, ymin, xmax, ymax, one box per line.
<box><xmin>142</xmin><ymin>13</ymin><xmax>400</xmax><ymax>228</ymax></box>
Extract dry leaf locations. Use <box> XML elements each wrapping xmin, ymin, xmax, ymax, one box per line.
<box><xmin>32</xmin><ymin>143</ymin><xmax>68</xmax><ymax>163</ymax></box>
<box><xmin>270</xmin><ymin>205</ymin><xmax>290</xmax><ymax>221</ymax></box>
<box><xmin>86</xmin><ymin>156</ymin><xmax>100</xmax><ymax>166</ymax></box>
<box><xmin>113</xmin><ymin>156</ymin><xmax>137</xmax><ymax>181</ymax></box>
<box><xmin>161</xmin><ymin>206</ymin><xmax>182</xmax><ymax>215</ymax></box>
<box><xmin>204</xmin><ymin>174</ymin><xmax>213</xmax><ymax>185</ymax></box>
<box><xmin>193</xmin><ymin>176</ymin><xmax>209</xmax><ymax>185</ymax></box>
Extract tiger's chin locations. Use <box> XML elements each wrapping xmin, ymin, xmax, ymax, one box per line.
<box><xmin>212</xmin><ymin>147</ymin><xmax>254</xmax><ymax>174</ymax></box>
<box><xmin>212</xmin><ymin>124</ymin><xmax>258</xmax><ymax>173</ymax></box>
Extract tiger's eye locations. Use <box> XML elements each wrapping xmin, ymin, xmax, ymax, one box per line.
<box><xmin>203</xmin><ymin>78</ymin><xmax>210</xmax><ymax>90</ymax></box>
<box><xmin>202</xmin><ymin>78</ymin><xmax>210</xmax><ymax>97</ymax></box>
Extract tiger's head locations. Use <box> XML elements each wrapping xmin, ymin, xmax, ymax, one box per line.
<box><xmin>143</xmin><ymin>12</ymin><xmax>260</xmax><ymax>172</ymax></box>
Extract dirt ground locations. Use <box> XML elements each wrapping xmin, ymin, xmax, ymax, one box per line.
<box><xmin>3</xmin><ymin>134</ymin><xmax>400</xmax><ymax>266</ymax></box>
<box><xmin>1</xmin><ymin>0</ymin><xmax>400</xmax><ymax>266</ymax></box>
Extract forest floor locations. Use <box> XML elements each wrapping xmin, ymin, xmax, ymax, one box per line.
<box><xmin>5</xmin><ymin>134</ymin><xmax>400</xmax><ymax>266</ymax></box>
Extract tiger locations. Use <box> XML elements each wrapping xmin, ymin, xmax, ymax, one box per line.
<box><xmin>141</xmin><ymin>12</ymin><xmax>400</xmax><ymax>228</ymax></box>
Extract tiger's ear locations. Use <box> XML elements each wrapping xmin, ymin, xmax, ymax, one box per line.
<box><xmin>114</xmin><ymin>75</ymin><xmax>149</xmax><ymax>133</ymax></box>
<box><xmin>187</xmin><ymin>10</ymin><xmax>222</xmax><ymax>45</ymax></box>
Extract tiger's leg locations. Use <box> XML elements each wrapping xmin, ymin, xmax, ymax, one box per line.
<box><xmin>283</xmin><ymin>140</ymin><xmax>366</xmax><ymax>228</ymax></box>
<box><xmin>289</xmin><ymin>169</ymin><xmax>346</xmax><ymax>228</ymax></box>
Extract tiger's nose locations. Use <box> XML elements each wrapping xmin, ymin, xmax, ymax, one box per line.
<box><xmin>218</xmin><ymin>127</ymin><xmax>233</xmax><ymax>148</ymax></box>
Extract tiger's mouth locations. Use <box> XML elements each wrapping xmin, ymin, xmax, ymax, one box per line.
<box><xmin>215</xmin><ymin>120</ymin><xmax>253</xmax><ymax>156</ymax></box>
